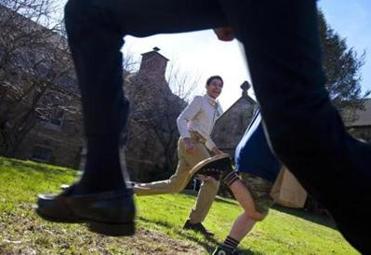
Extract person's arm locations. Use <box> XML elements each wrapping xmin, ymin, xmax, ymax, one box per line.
<box><xmin>177</xmin><ymin>96</ymin><xmax>202</xmax><ymax>152</ymax></box>
<box><xmin>205</xmin><ymin>103</ymin><xmax>224</xmax><ymax>154</ymax></box>
<box><xmin>205</xmin><ymin>137</ymin><xmax>218</xmax><ymax>153</ymax></box>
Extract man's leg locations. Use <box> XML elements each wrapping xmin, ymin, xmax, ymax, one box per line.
<box><xmin>180</xmin><ymin>139</ymin><xmax>218</xmax><ymax>236</ymax></box>
<box><xmin>188</xmin><ymin>177</ymin><xmax>219</xmax><ymax>225</ymax></box>
<box><xmin>218</xmin><ymin>0</ymin><xmax>371</xmax><ymax>252</ymax></box>
<box><xmin>133</xmin><ymin>166</ymin><xmax>191</xmax><ymax>195</ymax></box>
<box><xmin>36</xmin><ymin>0</ymin><xmax>227</xmax><ymax>236</ymax></box>
<box><xmin>136</xmin><ymin>136</ymin><xmax>217</xmax><ymax>235</ymax></box>
<box><xmin>134</xmin><ymin>139</ymin><xmax>193</xmax><ymax>195</ymax></box>
<box><xmin>64</xmin><ymin>0</ymin><xmax>227</xmax><ymax>194</ymax></box>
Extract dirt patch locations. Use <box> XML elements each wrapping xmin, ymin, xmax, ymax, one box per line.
<box><xmin>124</xmin><ymin>229</ymin><xmax>205</xmax><ymax>254</ymax></box>
<box><xmin>0</xmin><ymin>207</ymin><xmax>206</xmax><ymax>255</ymax></box>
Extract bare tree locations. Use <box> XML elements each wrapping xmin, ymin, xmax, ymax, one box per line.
<box><xmin>129</xmin><ymin>94</ymin><xmax>185</xmax><ymax>180</ymax></box>
<box><xmin>122</xmin><ymin>47</ymin><xmax>140</xmax><ymax>74</ymax></box>
<box><xmin>166</xmin><ymin>62</ymin><xmax>201</xmax><ymax>103</ymax></box>
<box><xmin>0</xmin><ymin>1</ymin><xmax>80</xmax><ymax>156</ymax></box>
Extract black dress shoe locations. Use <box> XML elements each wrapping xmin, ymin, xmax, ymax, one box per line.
<box><xmin>183</xmin><ymin>220</ymin><xmax>214</xmax><ymax>237</ymax></box>
<box><xmin>36</xmin><ymin>185</ymin><xmax>135</xmax><ymax>236</ymax></box>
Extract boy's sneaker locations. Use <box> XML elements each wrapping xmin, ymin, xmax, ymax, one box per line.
<box><xmin>212</xmin><ymin>245</ymin><xmax>235</xmax><ymax>255</ymax></box>
<box><xmin>183</xmin><ymin>220</ymin><xmax>214</xmax><ymax>237</ymax></box>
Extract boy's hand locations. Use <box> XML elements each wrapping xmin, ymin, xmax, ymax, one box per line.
<box><xmin>214</xmin><ymin>27</ymin><xmax>235</xmax><ymax>41</ymax></box>
<box><xmin>212</xmin><ymin>147</ymin><xmax>224</xmax><ymax>155</ymax></box>
<box><xmin>183</xmin><ymin>137</ymin><xmax>195</xmax><ymax>153</ymax></box>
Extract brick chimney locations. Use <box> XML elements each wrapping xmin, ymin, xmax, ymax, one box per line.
<box><xmin>138</xmin><ymin>47</ymin><xmax>169</xmax><ymax>79</ymax></box>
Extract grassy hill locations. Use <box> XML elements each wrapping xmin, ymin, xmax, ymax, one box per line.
<box><xmin>0</xmin><ymin>157</ymin><xmax>359</xmax><ymax>254</ymax></box>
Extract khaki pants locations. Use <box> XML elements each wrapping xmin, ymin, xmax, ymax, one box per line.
<box><xmin>134</xmin><ymin>136</ymin><xmax>220</xmax><ymax>223</ymax></box>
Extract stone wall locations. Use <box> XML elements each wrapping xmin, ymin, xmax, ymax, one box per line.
<box><xmin>14</xmin><ymin>96</ymin><xmax>83</xmax><ymax>168</ymax></box>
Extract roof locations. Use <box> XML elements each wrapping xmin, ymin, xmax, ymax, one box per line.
<box><xmin>217</xmin><ymin>89</ymin><xmax>256</xmax><ymax>120</ymax></box>
<box><xmin>347</xmin><ymin>98</ymin><xmax>371</xmax><ymax>127</ymax></box>
<box><xmin>141</xmin><ymin>47</ymin><xmax>169</xmax><ymax>61</ymax></box>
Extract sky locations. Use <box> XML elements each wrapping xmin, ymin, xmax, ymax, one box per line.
<box><xmin>54</xmin><ymin>1</ymin><xmax>371</xmax><ymax>110</ymax></box>
<box><xmin>123</xmin><ymin>33</ymin><xmax>250</xmax><ymax>109</ymax></box>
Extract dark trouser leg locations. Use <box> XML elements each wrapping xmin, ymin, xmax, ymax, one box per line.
<box><xmin>64</xmin><ymin>0</ymin><xmax>227</xmax><ymax>193</ymax></box>
<box><xmin>218</xmin><ymin>0</ymin><xmax>371</xmax><ymax>253</ymax></box>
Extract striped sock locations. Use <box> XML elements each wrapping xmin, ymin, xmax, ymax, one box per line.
<box><xmin>223</xmin><ymin>171</ymin><xmax>240</xmax><ymax>186</ymax></box>
<box><xmin>222</xmin><ymin>235</ymin><xmax>240</xmax><ymax>251</ymax></box>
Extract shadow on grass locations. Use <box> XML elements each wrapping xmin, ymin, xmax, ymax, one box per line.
<box><xmin>182</xmin><ymin>190</ymin><xmax>238</xmax><ymax>206</ymax></box>
<box><xmin>138</xmin><ymin>216</ymin><xmax>263</xmax><ymax>255</ymax></box>
<box><xmin>183</xmin><ymin>189</ymin><xmax>337</xmax><ymax>231</ymax></box>
<box><xmin>272</xmin><ymin>204</ymin><xmax>337</xmax><ymax>230</ymax></box>
<box><xmin>139</xmin><ymin>216</ymin><xmax>217</xmax><ymax>252</ymax></box>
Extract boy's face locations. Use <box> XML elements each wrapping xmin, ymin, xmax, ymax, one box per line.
<box><xmin>206</xmin><ymin>78</ymin><xmax>223</xmax><ymax>99</ymax></box>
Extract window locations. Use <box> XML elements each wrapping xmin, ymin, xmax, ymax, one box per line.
<box><xmin>49</xmin><ymin>109</ymin><xmax>64</xmax><ymax>127</ymax></box>
<box><xmin>31</xmin><ymin>146</ymin><xmax>52</xmax><ymax>162</ymax></box>
<box><xmin>40</xmin><ymin>108</ymin><xmax>65</xmax><ymax>129</ymax></box>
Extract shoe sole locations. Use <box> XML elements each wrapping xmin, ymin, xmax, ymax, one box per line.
<box><xmin>35</xmin><ymin>207</ymin><xmax>84</xmax><ymax>223</ymax></box>
<box><xmin>189</xmin><ymin>153</ymin><xmax>230</xmax><ymax>176</ymax></box>
<box><xmin>35</xmin><ymin>208</ymin><xmax>135</xmax><ymax>237</ymax></box>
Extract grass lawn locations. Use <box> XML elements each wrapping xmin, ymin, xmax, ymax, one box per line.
<box><xmin>0</xmin><ymin>157</ymin><xmax>359</xmax><ymax>254</ymax></box>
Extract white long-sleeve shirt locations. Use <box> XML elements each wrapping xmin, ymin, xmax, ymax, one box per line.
<box><xmin>177</xmin><ymin>95</ymin><xmax>223</xmax><ymax>150</ymax></box>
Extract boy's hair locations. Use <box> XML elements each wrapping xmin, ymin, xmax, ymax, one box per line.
<box><xmin>206</xmin><ymin>75</ymin><xmax>223</xmax><ymax>86</ymax></box>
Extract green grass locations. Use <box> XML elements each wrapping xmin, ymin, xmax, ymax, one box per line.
<box><xmin>0</xmin><ymin>156</ymin><xmax>360</xmax><ymax>254</ymax></box>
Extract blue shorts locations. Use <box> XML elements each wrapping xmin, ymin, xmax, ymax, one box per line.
<box><xmin>235</xmin><ymin>112</ymin><xmax>281</xmax><ymax>182</ymax></box>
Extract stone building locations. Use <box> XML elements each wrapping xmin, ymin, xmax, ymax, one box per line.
<box><xmin>211</xmin><ymin>81</ymin><xmax>257</xmax><ymax>157</ymax></box>
<box><xmin>0</xmin><ymin>4</ymin><xmax>83</xmax><ymax>168</ymax></box>
<box><xmin>347</xmin><ymin>98</ymin><xmax>371</xmax><ymax>142</ymax></box>
<box><xmin>14</xmin><ymin>94</ymin><xmax>83</xmax><ymax>168</ymax></box>
<box><xmin>123</xmin><ymin>48</ymin><xmax>186</xmax><ymax>181</ymax></box>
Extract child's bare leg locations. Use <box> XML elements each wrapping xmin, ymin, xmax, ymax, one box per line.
<box><xmin>229</xmin><ymin>212</ymin><xmax>256</xmax><ymax>240</ymax></box>
<box><xmin>225</xmin><ymin>173</ymin><xmax>264</xmax><ymax>221</ymax></box>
